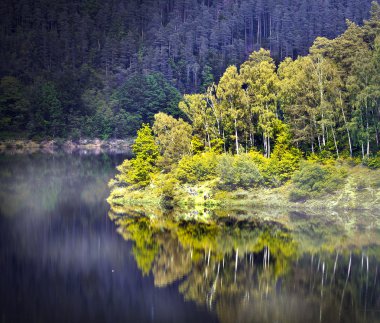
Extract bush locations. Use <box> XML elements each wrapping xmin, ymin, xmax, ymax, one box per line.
<box><xmin>209</xmin><ymin>138</ymin><xmax>224</xmax><ymax>153</ymax></box>
<box><xmin>151</xmin><ymin>174</ymin><xmax>181</xmax><ymax>209</ymax></box>
<box><xmin>289</xmin><ymin>189</ymin><xmax>310</xmax><ymax>202</ymax></box>
<box><xmin>265</xmin><ymin>123</ymin><xmax>302</xmax><ymax>185</ymax></box>
<box><xmin>113</xmin><ymin>124</ymin><xmax>159</xmax><ymax>187</ymax></box>
<box><xmin>289</xmin><ymin>162</ymin><xmax>347</xmax><ymax>201</ymax></box>
<box><xmin>175</xmin><ymin>152</ymin><xmax>219</xmax><ymax>183</ymax></box>
<box><xmin>362</xmin><ymin>154</ymin><xmax>380</xmax><ymax>169</ymax></box>
<box><xmin>307</xmin><ymin>151</ymin><xmax>336</xmax><ymax>165</ymax></box>
<box><xmin>217</xmin><ymin>154</ymin><xmax>262</xmax><ymax>190</ymax></box>
<box><xmin>244</xmin><ymin>151</ymin><xmax>275</xmax><ymax>185</ymax></box>
<box><xmin>267</xmin><ymin>150</ymin><xmax>301</xmax><ymax>185</ymax></box>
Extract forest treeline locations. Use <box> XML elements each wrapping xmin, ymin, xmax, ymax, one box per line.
<box><xmin>0</xmin><ymin>0</ymin><xmax>374</xmax><ymax>139</ymax></box>
<box><xmin>109</xmin><ymin>4</ymin><xmax>380</xmax><ymax>208</ymax></box>
<box><xmin>174</xmin><ymin>3</ymin><xmax>380</xmax><ymax>160</ymax></box>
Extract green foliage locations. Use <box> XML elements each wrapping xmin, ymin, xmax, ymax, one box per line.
<box><xmin>1</xmin><ymin>1</ymin><xmax>378</xmax><ymax>152</ymax></box>
<box><xmin>362</xmin><ymin>153</ymin><xmax>380</xmax><ymax>169</ymax></box>
<box><xmin>217</xmin><ymin>154</ymin><xmax>263</xmax><ymax>190</ymax></box>
<box><xmin>116</xmin><ymin>124</ymin><xmax>160</xmax><ymax>187</ymax></box>
<box><xmin>152</xmin><ymin>173</ymin><xmax>181</xmax><ymax>208</ymax></box>
<box><xmin>175</xmin><ymin>152</ymin><xmax>219</xmax><ymax>184</ymax></box>
<box><xmin>216</xmin><ymin>65</ymin><xmax>244</xmax><ymax>154</ymax></box>
<box><xmin>0</xmin><ymin>72</ymin><xmax>183</xmax><ymax>140</ymax></box>
<box><xmin>30</xmin><ymin>81</ymin><xmax>64</xmax><ymax>137</ymax></box>
<box><xmin>0</xmin><ymin>76</ymin><xmax>30</xmax><ymax>133</ymax></box>
<box><xmin>153</xmin><ymin>112</ymin><xmax>192</xmax><ymax>169</ymax></box>
<box><xmin>190</xmin><ymin>136</ymin><xmax>205</xmax><ymax>154</ymax></box>
<box><xmin>179</xmin><ymin>92</ymin><xmax>217</xmax><ymax>150</ymax></box>
<box><xmin>268</xmin><ymin>123</ymin><xmax>302</xmax><ymax>184</ymax></box>
<box><xmin>111</xmin><ymin>73</ymin><xmax>183</xmax><ymax>126</ymax></box>
<box><xmin>85</xmin><ymin>104</ymin><xmax>113</xmax><ymax>140</ymax></box>
<box><xmin>289</xmin><ymin>162</ymin><xmax>347</xmax><ymax>201</ymax></box>
<box><xmin>200</xmin><ymin>65</ymin><xmax>214</xmax><ymax>92</ymax></box>
<box><xmin>112</xmin><ymin>110</ymin><xmax>143</xmax><ymax>137</ymax></box>
<box><xmin>240</xmin><ymin>49</ymin><xmax>279</xmax><ymax>157</ymax></box>
<box><xmin>209</xmin><ymin>138</ymin><xmax>225</xmax><ymax>153</ymax></box>
<box><xmin>132</xmin><ymin>124</ymin><xmax>160</xmax><ymax>161</ymax></box>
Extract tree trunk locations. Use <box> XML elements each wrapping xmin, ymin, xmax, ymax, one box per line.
<box><xmin>263</xmin><ymin>133</ymin><xmax>267</xmax><ymax>157</ymax></box>
<box><xmin>367</xmin><ymin>138</ymin><xmax>370</xmax><ymax>156</ymax></box>
<box><xmin>362</xmin><ymin>142</ymin><xmax>365</xmax><ymax>159</ymax></box>
<box><xmin>249</xmin><ymin>111</ymin><xmax>254</xmax><ymax>147</ymax></box>
<box><xmin>222</xmin><ymin>129</ymin><xmax>226</xmax><ymax>153</ymax></box>
<box><xmin>339</xmin><ymin>92</ymin><xmax>352</xmax><ymax>157</ymax></box>
<box><xmin>234</xmin><ymin>118</ymin><xmax>239</xmax><ymax>154</ymax></box>
<box><xmin>321</xmin><ymin>115</ymin><xmax>326</xmax><ymax>146</ymax></box>
<box><xmin>207</xmin><ymin>130</ymin><xmax>211</xmax><ymax>149</ymax></box>
<box><xmin>235</xmin><ymin>248</ymin><xmax>239</xmax><ymax>272</ymax></box>
<box><xmin>331</xmin><ymin>126</ymin><xmax>339</xmax><ymax>158</ymax></box>
<box><xmin>256</xmin><ymin>17</ymin><xmax>259</xmax><ymax>44</ymax></box>
<box><xmin>366</xmin><ymin>99</ymin><xmax>370</xmax><ymax>156</ymax></box>
<box><xmin>314</xmin><ymin>116</ymin><xmax>321</xmax><ymax>152</ymax></box>
<box><xmin>317</xmin><ymin>56</ymin><xmax>326</xmax><ymax>147</ymax></box>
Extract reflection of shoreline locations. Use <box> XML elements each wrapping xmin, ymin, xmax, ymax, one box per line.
<box><xmin>109</xmin><ymin>205</ymin><xmax>380</xmax><ymax>254</ymax></box>
<box><xmin>110</xmin><ymin>210</ymin><xmax>380</xmax><ymax>323</ymax></box>
<box><xmin>0</xmin><ymin>138</ymin><xmax>133</xmax><ymax>155</ymax></box>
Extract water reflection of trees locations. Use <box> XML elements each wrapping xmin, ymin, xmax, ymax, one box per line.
<box><xmin>110</xmin><ymin>209</ymin><xmax>380</xmax><ymax>323</ymax></box>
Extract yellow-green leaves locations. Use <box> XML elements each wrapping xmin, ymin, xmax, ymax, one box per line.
<box><xmin>122</xmin><ymin>124</ymin><xmax>160</xmax><ymax>187</ymax></box>
<box><xmin>241</xmin><ymin>49</ymin><xmax>279</xmax><ymax>157</ymax></box>
<box><xmin>153</xmin><ymin>112</ymin><xmax>192</xmax><ymax>169</ymax></box>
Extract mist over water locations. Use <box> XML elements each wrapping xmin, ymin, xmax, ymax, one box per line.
<box><xmin>0</xmin><ymin>152</ymin><xmax>379</xmax><ymax>323</ymax></box>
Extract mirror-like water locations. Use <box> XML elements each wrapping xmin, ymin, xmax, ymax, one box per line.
<box><xmin>0</xmin><ymin>153</ymin><xmax>379</xmax><ymax>323</ymax></box>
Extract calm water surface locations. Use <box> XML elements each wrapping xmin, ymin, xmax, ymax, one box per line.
<box><xmin>0</xmin><ymin>152</ymin><xmax>379</xmax><ymax>323</ymax></box>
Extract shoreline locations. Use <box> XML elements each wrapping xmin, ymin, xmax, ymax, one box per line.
<box><xmin>0</xmin><ymin>138</ymin><xmax>134</xmax><ymax>154</ymax></box>
<box><xmin>108</xmin><ymin>180</ymin><xmax>380</xmax><ymax>214</ymax></box>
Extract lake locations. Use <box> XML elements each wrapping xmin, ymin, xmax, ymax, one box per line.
<box><xmin>0</xmin><ymin>152</ymin><xmax>379</xmax><ymax>323</ymax></box>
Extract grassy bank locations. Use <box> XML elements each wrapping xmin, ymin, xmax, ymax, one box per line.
<box><xmin>108</xmin><ymin>163</ymin><xmax>380</xmax><ymax>212</ymax></box>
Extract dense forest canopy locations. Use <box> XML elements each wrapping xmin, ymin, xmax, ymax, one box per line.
<box><xmin>175</xmin><ymin>3</ymin><xmax>380</xmax><ymax>160</ymax></box>
<box><xmin>110</xmin><ymin>3</ymin><xmax>380</xmax><ymax>198</ymax></box>
<box><xmin>0</xmin><ymin>0</ymin><xmax>375</xmax><ymax>139</ymax></box>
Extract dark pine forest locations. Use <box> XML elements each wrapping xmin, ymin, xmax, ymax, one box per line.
<box><xmin>0</xmin><ymin>0</ymin><xmax>373</xmax><ymax>139</ymax></box>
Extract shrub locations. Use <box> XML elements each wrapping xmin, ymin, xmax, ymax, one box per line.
<box><xmin>115</xmin><ymin>157</ymin><xmax>157</xmax><ymax>188</ymax></box>
<box><xmin>210</xmin><ymin>138</ymin><xmax>225</xmax><ymax>153</ymax></box>
<box><xmin>245</xmin><ymin>151</ymin><xmax>275</xmax><ymax>185</ymax></box>
<box><xmin>289</xmin><ymin>189</ymin><xmax>310</xmax><ymax>202</ymax></box>
<box><xmin>293</xmin><ymin>163</ymin><xmax>330</xmax><ymax>192</ymax></box>
<box><xmin>190</xmin><ymin>135</ymin><xmax>204</xmax><ymax>154</ymax></box>
<box><xmin>113</xmin><ymin>124</ymin><xmax>159</xmax><ymax>187</ymax></box>
<box><xmin>306</xmin><ymin>152</ymin><xmax>335</xmax><ymax>165</ymax></box>
<box><xmin>362</xmin><ymin>154</ymin><xmax>380</xmax><ymax>169</ymax></box>
<box><xmin>152</xmin><ymin>173</ymin><xmax>181</xmax><ymax>208</ymax></box>
<box><xmin>175</xmin><ymin>152</ymin><xmax>219</xmax><ymax>183</ymax></box>
<box><xmin>217</xmin><ymin>154</ymin><xmax>262</xmax><ymax>190</ymax></box>
<box><xmin>267</xmin><ymin>150</ymin><xmax>302</xmax><ymax>185</ymax></box>
<box><xmin>289</xmin><ymin>162</ymin><xmax>347</xmax><ymax>201</ymax></box>
<box><xmin>265</xmin><ymin>123</ymin><xmax>302</xmax><ymax>185</ymax></box>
